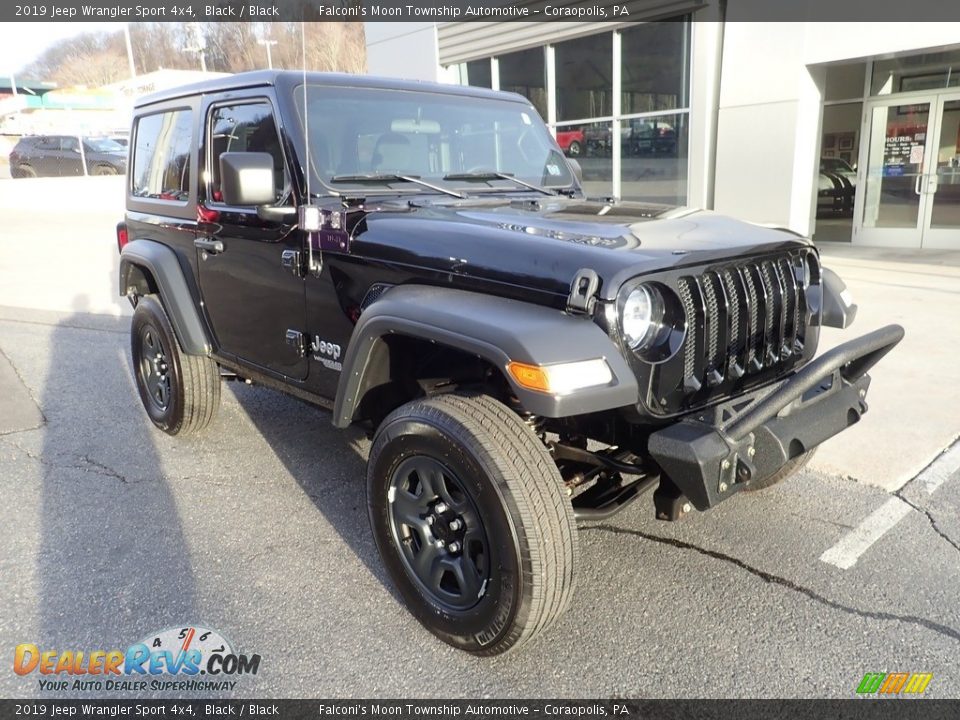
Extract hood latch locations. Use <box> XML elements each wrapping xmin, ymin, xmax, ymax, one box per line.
<box><xmin>567</xmin><ymin>268</ymin><xmax>600</xmax><ymax>315</ymax></box>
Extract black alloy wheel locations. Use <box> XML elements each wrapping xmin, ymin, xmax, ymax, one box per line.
<box><xmin>137</xmin><ymin>324</ymin><xmax>172</xmax><ymax>412</ymax></box>
<box><xmin>388</xmin><ymin>455</ymin><xmax>490</xmax><ymax>611</ymax></box>
<box><xmin>130</xmin><ymin>294</ymin><xmax>221</xmax><ymax>436</ymax></box>
<box><xmin>368</xmin><ymin>393</ymin><xmax>578</xmax><ymax>655</ymax></box>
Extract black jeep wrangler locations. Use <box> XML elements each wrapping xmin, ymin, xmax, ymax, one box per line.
<box><xmin>118</xmin><ymin>71</ymin><xmax>902</xmax><ymax>655</ymax></box>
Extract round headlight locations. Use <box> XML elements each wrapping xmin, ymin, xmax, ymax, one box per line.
<box><xmin>622</xmin><ymin>285</ymin><xmax>664</xmax><ymax>350</ymax></box>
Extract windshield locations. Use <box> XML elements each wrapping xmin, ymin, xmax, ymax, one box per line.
<box><xmin>85</xmin><ymin>137</ymin><xmax>126</xmax><ymax>153</ymax></box>
<box><xmin>295</xmin><ymin>85</ymin><xmax>573</xmax><ymax>194</ymax></box>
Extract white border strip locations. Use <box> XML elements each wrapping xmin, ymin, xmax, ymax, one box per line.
<box><xmin>819</xmin><ymin>441</ymin><xmax>960</xmax><ymax>570</ymax></box>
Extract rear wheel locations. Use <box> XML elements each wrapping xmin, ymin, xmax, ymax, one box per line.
<box><xmin>92</xmin><ymin>164</ymin><xmax>117</xmax><ymax>176</ymax></box>
<box><xmin>567</xmin><ymin>140</ymin><xmax>582</xmax><ymax>157</ymax></box>
<box><xmin>367</xmin><ymin>393</ymin><xmax>578</xmax><ymax>655</ymax></box>
<box><xmin>14</xmin><ymin>164</ymin><xmax>37</xmax><ymax>179</ymax></box>
<box><xmin>131</xmin><ymin>294</ymin><xmax>220</xmax><ymax>435</ymax></box>
<box><xmin>742</xmin><ymin>448</ymin><xmax>817</xmax><ymax>492</ymax></box>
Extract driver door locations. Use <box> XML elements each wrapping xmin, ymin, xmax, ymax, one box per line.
<box><xmin>196</xmin><ymin>97</ymin><xmax>308</xmax><ymax>380</ymax></box>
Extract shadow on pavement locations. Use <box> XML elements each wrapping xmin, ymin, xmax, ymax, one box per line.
<box><xmin>37</xmin><ymin>295</ymin><xmax>199</xmax><ymax>677</ymax></box>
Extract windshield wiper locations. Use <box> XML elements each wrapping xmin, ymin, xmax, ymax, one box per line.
<box><xmin>443</xmin><ymin>171</ymin><xmax>557</xmax><ymax>196</ymax></box>
<box><xmin>329</xmin><ymin>173</ymin><xmax>465</xmax><ymax>199</ymax></box>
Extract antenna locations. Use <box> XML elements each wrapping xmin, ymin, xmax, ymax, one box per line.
<box><xmin>302</xmin><ymin>19</ymin><xmax>310</xmax><ymax>204</ymax></box>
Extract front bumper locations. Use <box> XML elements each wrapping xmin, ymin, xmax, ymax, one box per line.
<box><xmin>648</xmin><ymin>324</ymin><xmax>904</xmax><ymax>510</ymax></box>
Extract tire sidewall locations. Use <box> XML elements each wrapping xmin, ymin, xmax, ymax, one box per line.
<box><xmin>131</xmin><ymin>296</ymin><xmax>185</xmax><ymax>434</ymax></box>
<box><xmin>368</xmin><ymin>412</ymin><xmax>530</xmax><ymax>653</ymax></box>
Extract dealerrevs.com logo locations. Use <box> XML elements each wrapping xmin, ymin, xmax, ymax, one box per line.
<box><xmin>14</xmin><ymin>626</ymin><xmax>261</xmax><ymax>692</ymax></box>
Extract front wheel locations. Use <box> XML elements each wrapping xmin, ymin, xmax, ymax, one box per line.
<box><xmin>367</xmin><ymin>393</ymin><xmax>578</xmax><ymax>655</ymax></box>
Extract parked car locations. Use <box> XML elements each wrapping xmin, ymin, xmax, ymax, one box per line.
<box><xmin>626</xmin><ymin>118</ymin><xmax>677</xmax><ymax>156</ymax></box>
<box><xmin>555</xmin><ymin>128</ymin><xmax>584</xmax><ymax>157</ymax></box>
<box><xmin>817</xmin><ymin>157</ymin><xmax>857</xmax><ymax>216</ymax></box>
<box><xmin>9</xmin><ymin>135</ymin><xmax>127</xmax><ymax>178</ymax></box>
<box><xmin>118</xmin><ymin>71</ymin><xmax>902</xmax><ymax>656</ymax></box>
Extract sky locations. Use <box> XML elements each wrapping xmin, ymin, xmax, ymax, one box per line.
<box><xmin>0</xmin><ymin>23</ymin><xmax>118</xmax><ymax>76</ymax></box>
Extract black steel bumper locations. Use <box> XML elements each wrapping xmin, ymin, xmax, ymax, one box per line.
<box><xmin>648</xmin><ymin>324</ymin><xmax>905</xmax><ymax>511</ymax></box>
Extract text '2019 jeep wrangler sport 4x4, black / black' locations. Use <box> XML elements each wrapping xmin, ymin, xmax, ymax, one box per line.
<box><xmin>118</xmin><ymin>71</ymin><xmax>903</xmax><ymax>656</ymax></box>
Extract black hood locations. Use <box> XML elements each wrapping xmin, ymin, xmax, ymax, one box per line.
<box><xmin>350</xmin><ymin>197</ymin><xmax>811</xmax><ymax>301</ymax></box>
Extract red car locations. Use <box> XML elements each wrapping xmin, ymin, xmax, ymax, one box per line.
<box><xmin>555</xmin><ymin>129</ymin><xmax>584</xmax><ymax>157</ymax></box>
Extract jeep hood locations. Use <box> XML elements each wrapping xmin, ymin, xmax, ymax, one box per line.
<box><xmin>350</xmin><ymin>197</ymin><xmax>811</xmax><ymax>301</ymax></box>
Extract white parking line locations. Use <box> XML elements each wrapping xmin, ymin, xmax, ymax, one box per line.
<box><xmin>819</xmin><ymin>440</ymin><xmax>960</xmax><ymax>570</ymax></box>
<box><xmin>819</xmin><ymin>498</ymin><xmax>911</xmax><ymax>570</ymax></box>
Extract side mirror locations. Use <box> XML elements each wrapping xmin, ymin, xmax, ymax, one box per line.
<box><xmin>567</xmin><ymin>158</ymin><xmax>583</xmax><ymax>184</ymax></box>
<box><xmin>219</xmin><ymin>152</ymin><xmax>276</xmax><ymax>206</ymax></box>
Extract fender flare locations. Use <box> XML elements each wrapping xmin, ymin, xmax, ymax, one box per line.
<box><xmin>332</xmin><ymin>285</ymin><xmax>639</xmax><ymax>428</ymax></box>
<box><xmin>119</xmin><ymin>239</ymin><xmax>212</xmax><ymax>355</ymax></box>
<box><xmin>821</xmin><ymin>267</ymin><xmax>858</xmax><ymax>329</ymax></box>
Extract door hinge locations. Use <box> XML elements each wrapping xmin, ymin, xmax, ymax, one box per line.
<box><xmin>281</xmin><ymin>249</ymin><xmax>304</xmax><ymax>278</ymax></box>
<box><xmin>567</xmin><ymin>268</ymin><xmax>600</xmax><ymax>315</ymax></box>
<box><xmin>285</xmin><ymin>329</ymin><xmax>307</xmax><ymax>358</ymax></box>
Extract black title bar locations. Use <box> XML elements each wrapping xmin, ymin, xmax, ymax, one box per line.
<box><xmin>4</xmin><ymin>700</ymin><xmax>960</xmax><ymax>720</ymax></box>
<box><xmin>5</xmin><ymin>0</ymin><xmax>960</xmax><ymax>23</ymax></box>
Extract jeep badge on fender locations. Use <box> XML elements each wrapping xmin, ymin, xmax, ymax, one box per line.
<box><xmin>118</xmin><ymin>71</ymin><xmax>904</xmax><ymax>656</ymax></box>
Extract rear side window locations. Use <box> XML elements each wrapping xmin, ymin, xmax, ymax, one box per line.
<box><xmin>208</xmin><ymin>102</ymin><xmax>287</xmax><ymax>204</ymax></box>
<box><xmin>131</xmin><ymin>110</ymin><xmax>193</xmax><ymax>202</ymax></box>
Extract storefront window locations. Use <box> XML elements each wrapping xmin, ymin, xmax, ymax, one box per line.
<box><xmin>499</xmin><ymin>47</ymin><xmax>547</xmax><ymax>119</ymax></box>
<box><xmin>871</xmin><ymin>50</ymin><xmax>960</xmax><ymax>95</ymax></box>
<box><xmin>447</xmin><ymin>17</ymin><xmax>693</xmax><ymax>204</ymax></box>
<box><xmin>620</xmin><ymin>20</ymin><xmax>689</xmax><ymax>114</ymax></box>
<box><xmin>814</xmin><ymin>102</ymin><xmax>862</xmax><ymax>243</ymax></box>
<box><xmin>824</xmin><ymin>62</ymin><xmax>866</xmax><ymax>102</ymax></box>
<box><xmin>556</xmin><ymin>121</ymin><xmax>613</xmax><ymax>198</ymax></box>
<box><xmin>454</xmin><ymin>59</ymin><xmax>492</xmax><ymax>89</ymax></box>
<box><xmin>556</xmin><ymin>33</ymin><xmax>612</xmax><ymax>121</ymax></box>
<box><xmin>620</xmin><ymin>113</ymin><xmax>688</xmax><ymax>205</ymax></box>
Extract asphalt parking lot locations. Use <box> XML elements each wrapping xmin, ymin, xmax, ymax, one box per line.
<box><xmin>1</xmin><ymin>177</ymin><xmax>959</xmax><ymax>699</ymax></box>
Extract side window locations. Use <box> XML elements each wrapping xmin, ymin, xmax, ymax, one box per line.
<box><xmin>131</xmin><ymin>109</ymin><xmax>193</xmax><ymax>202</ymax></box>
<box><xmin>61</xmin><ymin>137</ymin><xmax>78</xmax><ymax>153</ymax></box>
<box><xmin>208</xmin><ymin>102</ymin><xmax>287</xmax><ymax>204</ymax></box>
<box><xmin>37</xmin><ymin>137</ymin><xmax>59</xmax><ymax>151</ymax></box>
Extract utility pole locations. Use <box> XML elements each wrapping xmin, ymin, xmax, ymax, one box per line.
<box><xmin>123</xmin><ymin>23</ymin><xmax>136</xmax><ymax>77</ymax></box>
<box><xmin>187</xmin><ymin>23</ymin><xmax>208</xmax><ymax>72</ymax></box>
<box><xmin>257</xmin><ymin>38</ymin><xmax>278</xmax><ymax>70</ymax></box>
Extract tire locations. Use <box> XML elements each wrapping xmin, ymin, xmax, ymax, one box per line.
<box><xmin>742</xmin><ymin>448</ymin><xmax>817</xmax><ymax>492</ymax></box>
<box><xmin>15</xmin><ymin>164</ymin><xmax>37</xmax><ymax>179</ymax></box>
<box><xmin>567</xmin><ymin>140</ymin><xmax>582</xmax><ymax>157</ymax></box>
<box><xmin>92</xmin><ymin>164</ymin><xmax>117</xmax><ymax>176</ymax></box>
<box><xmin>367</xmin><ymin>393</ymin><xmax>578</xmax><ymax>656</ymax></box>
<box><xmin>131</xmin><ymin>294</ymin><xmax>220</xmax><ymax>436</ymax></box>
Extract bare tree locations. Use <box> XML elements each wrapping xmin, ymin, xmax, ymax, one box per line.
<box><xmin>18</xmin><ymin>22</ymin><xmax>366</xmax><ymax>85</ymax></box>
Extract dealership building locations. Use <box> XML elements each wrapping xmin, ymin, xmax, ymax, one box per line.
<box><xmin>365</xmin><ymin>8</ymin><xmax>960</xmax><ymax>250</ymax></box>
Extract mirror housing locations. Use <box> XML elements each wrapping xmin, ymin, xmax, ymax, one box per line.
<box><xmin>567</xmin><ymin>158</ymin><xmax>583</xmax><ymax>184</ymax></box>
<box><xmin>219</xmin><ymin>152</ymin><xmax>276</xmax><ymax>206</ymax></box>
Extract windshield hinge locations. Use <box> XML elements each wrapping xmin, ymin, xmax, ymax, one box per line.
<box><xmin>281</xmin><ymin>249</ymin><xmax>303</xmax><ymax>278</ymax></box>
<box><xmin>285</xmin><ymin>329</ymin><xmax>307</xmax><ymax>358</ymax></box>
<box><xmin>567</xmin><ymin>268</ymin><xmax>600</xmax><ymax>315</ymax></box>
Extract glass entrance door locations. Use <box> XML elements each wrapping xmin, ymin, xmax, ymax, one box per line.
<box><xmin>857</xmin><ymin>99</ymin><xmax>931</xmax><ymax>246</ymax></box>
<box><xmin>920</xmin><ymin>94</ymin><xmax>960</xmax><ymax>249</ymax></box>
<box><xmin>856</xmin><ymin>92</ymin><xmax>960</xmax><ymax>247</ymax></box>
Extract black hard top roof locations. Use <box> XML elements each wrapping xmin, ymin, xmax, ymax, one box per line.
<box><xmin>135</xmin><ymin>70</ymin><xmax>528</xmax><ymax>108</ymax></box>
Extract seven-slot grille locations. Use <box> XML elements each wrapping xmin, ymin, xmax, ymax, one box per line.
<box><xmin>675</xmin><ymin>252</ymin><xmax>811</xmax><ymax>393</ymax></box>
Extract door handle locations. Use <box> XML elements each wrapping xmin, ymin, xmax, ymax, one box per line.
<box><xmin>914</xmin><ymin>174</ymin><xmax>923</xmax><ymax>196</ymax></box>
<box><xmin>194</xmin><ymin>238</ymin><xmax>224</xmax><ymax>254</ymax></box>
